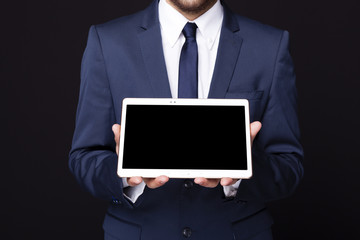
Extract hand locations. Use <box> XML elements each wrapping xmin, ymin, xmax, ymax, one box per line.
<box><xmin>194</xmin><ymin>121</ymin><xmax>262</xmax><ymax>188</ymax></box>
<box><xmin>112</xmin><ymin>121</ymin><xmax>262</xmax><ymax>189</ymax></box>
<box><xmin>112</xmin><ymin>124</ymin><xmax>169</xmax><ymax>189</ymax></box>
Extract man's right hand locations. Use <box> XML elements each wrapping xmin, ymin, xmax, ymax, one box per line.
<box><xmin>112</xmin><ymin>124</ymin><xmax>169</xmax><ymax>189</ymax></box>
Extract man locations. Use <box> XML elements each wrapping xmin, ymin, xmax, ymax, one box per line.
<box><xmin>69</xmin><ymin>0</ymin><xmax>304</xmax><ymax>239</ymax></box>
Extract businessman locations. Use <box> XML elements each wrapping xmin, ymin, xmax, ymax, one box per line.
<box><xmin>69</xmin><ymin>0</ymin><xmax>304</xmax><ymax>239</ymax></box>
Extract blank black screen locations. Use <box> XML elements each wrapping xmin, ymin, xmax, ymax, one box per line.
<box><xmin>122</xmin><ymin>105</ymin><xmax>247</xmax><ymax>170</ymax></box>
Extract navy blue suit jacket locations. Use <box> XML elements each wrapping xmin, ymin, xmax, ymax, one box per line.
<box><xmin>69</xmin><ymin>1</ymin><xmax>304</xmax><ymax>239</ymax></box>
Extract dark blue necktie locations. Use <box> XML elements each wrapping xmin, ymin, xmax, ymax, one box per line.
<box><xmin>178</xmin><ymin>22</ymin><xmax>198</xmax><ymax>98</ymax></box>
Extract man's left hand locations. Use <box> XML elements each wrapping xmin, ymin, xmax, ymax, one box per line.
<box><xmin>194</xmin><ymin>121</ymin><xmax>262</xmax><ymax>188</ymax></box>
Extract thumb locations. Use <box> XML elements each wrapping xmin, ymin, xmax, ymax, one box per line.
<box><xmin>250</xmin><ymin>121</ymin><xmax>262</xmax><ymax>144</ymax></box>
<box><xmin>112</xmin><ymin>124</ymin><xmax>121</xmax><ymax>155</ymax></box>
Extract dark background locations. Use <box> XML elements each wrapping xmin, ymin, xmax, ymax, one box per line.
<box><xmin>2</xmin><ymin>0</ymin><xmax>359</xmax><ymax>239</ymax></box>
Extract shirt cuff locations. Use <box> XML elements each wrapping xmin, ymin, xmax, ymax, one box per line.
<box><xmin>223</xmin><ymin>179</ymin><xmax>241</xmax><ymax>198</ymax></box>
<box><xmin>122</xmin><ymin>177</ymin><xmax>130</xmax><ymax>188</ymax></box>
<box><xmin>122</xmin><ymin>178</ymin><xmax>146</xmax><ymax>203</ymax></box>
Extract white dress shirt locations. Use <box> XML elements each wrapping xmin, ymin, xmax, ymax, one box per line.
<box><xmin>122</xmin><ymin>0</ymin><xmax>240</xmax><ymax>203</ymax></box>
<box><xmin>160</xmin><ymin>0</ymin><xmax>222</xmax><ymax>98</ymax></box>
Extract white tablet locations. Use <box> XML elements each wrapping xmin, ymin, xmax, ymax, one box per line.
<box><xmin>117</xmin><ymin>98</ymin><xmax>252</xmax><ymax>179</ymax></box>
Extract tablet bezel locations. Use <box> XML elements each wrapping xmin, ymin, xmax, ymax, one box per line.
<box><xmin>117</xmin><ymin>98</ymin><xmax>252</xmax><ymax>179</ymax></box>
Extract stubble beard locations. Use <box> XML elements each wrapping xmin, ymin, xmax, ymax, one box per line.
<box><xmin>167</xmin><ymin>0</ymin><xmax>217</xmax><ymax>15</ymax></box>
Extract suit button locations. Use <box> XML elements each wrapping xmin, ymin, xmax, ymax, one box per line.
<box><xmin>112</xmin><ymin>198</ymin><xmax>121</xmax><ymax>205</ymax></box>
<box><xmin>184</xmin><ymin>180</ymin><xmax>193</xmax><ymax>189</ymax></box>
<box><xmin>182</xmin><ymin>227</ymin><xmax>192</xmax><ymax>238</ymax></box>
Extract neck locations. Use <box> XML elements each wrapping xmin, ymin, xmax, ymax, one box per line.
<box><xmin>165</xmin><ymin>0</ymin><xmax>217</xmax><ymax>21</ymax></box>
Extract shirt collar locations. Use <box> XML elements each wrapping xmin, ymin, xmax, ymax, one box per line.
<box><xmin>158</xmin><ymin>0</ymin><xmax>224</xmax><ymax>50</ymax></box>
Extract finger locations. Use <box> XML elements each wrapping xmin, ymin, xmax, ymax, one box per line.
<box><xmin>144</xmin><ymin>175</ymin><xmax>169</xmax><ymax>189</ymax></box>
<box><xmin>112</xmin><ymin>124</ymin><xmax>121</xmax><ymax>155</ymax></box>
<box><xmin>194</xmin><ymin>177</ymin><xmax>220</xmax><ymax>188</ymax></box>
<box><xmin>127</xmin><ymin>176</ymin><xmax>143</xmax><ymax>187</ymax></box>
<box><xmin>112</xmin><ymin>124</ymin><xmax>121</xmax><ymax>142</ymax></box>
<box><xmin>220</xmin><ymin>177</ymin><xmax>238</xmax><ymax>186</ymax></box>
<box><xmin>250</xmin><ymin>121</ymin><xmax>262</xmax><ymax>144</ymax></box>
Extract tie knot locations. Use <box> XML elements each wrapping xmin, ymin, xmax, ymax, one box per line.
<box><xmin>182</xmin><ymin>22</ymin><xmax>197</xmax><ymax>39</ymax></box>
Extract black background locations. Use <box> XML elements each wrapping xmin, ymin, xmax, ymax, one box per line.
<box><xmin>2</xmin><ymin>0</ymin><xmax>360</xmax><ymax>239</ymax></box>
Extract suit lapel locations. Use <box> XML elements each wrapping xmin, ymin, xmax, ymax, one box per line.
<box><xmin>137</xmin><ymin>1</ymin><xmax>242</xmax><ymax>99</ymax></box>
<box><xmin>137</xmin><ymin>0</ymin><xmax>172</xmax><ymax>98</ymax></box>
<box><xmin>208</xmin><ymin>4</ymin><xmax>243</xmax><ymax>99</ymax></box>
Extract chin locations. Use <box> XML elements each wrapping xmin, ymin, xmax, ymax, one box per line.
<box><xmin>169</xmin><ymin>0</ymin><xmax>216</xmax><ymax>14</ymax></box>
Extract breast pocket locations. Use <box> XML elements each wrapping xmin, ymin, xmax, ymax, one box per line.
<box><xmin>225</xmin><ymin>91</ymin><xmax>264</xmax><ymax>121</ymax></box>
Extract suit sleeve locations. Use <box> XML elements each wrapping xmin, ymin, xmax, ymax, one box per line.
<box><xmin>69</xmin><ymin>26</ymin><xmax>132</xmax><ymax>208</ymax></box>
<box><xmin>236</xmin><ymin>31</ymin><xmax>304</xmax><ymax>202</ymax></box>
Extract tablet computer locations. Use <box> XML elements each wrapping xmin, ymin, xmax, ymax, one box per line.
<box><xmin>117</xmin><ymin>98</ymin><xmax>252</xmax><ymax>179</ymax></box>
